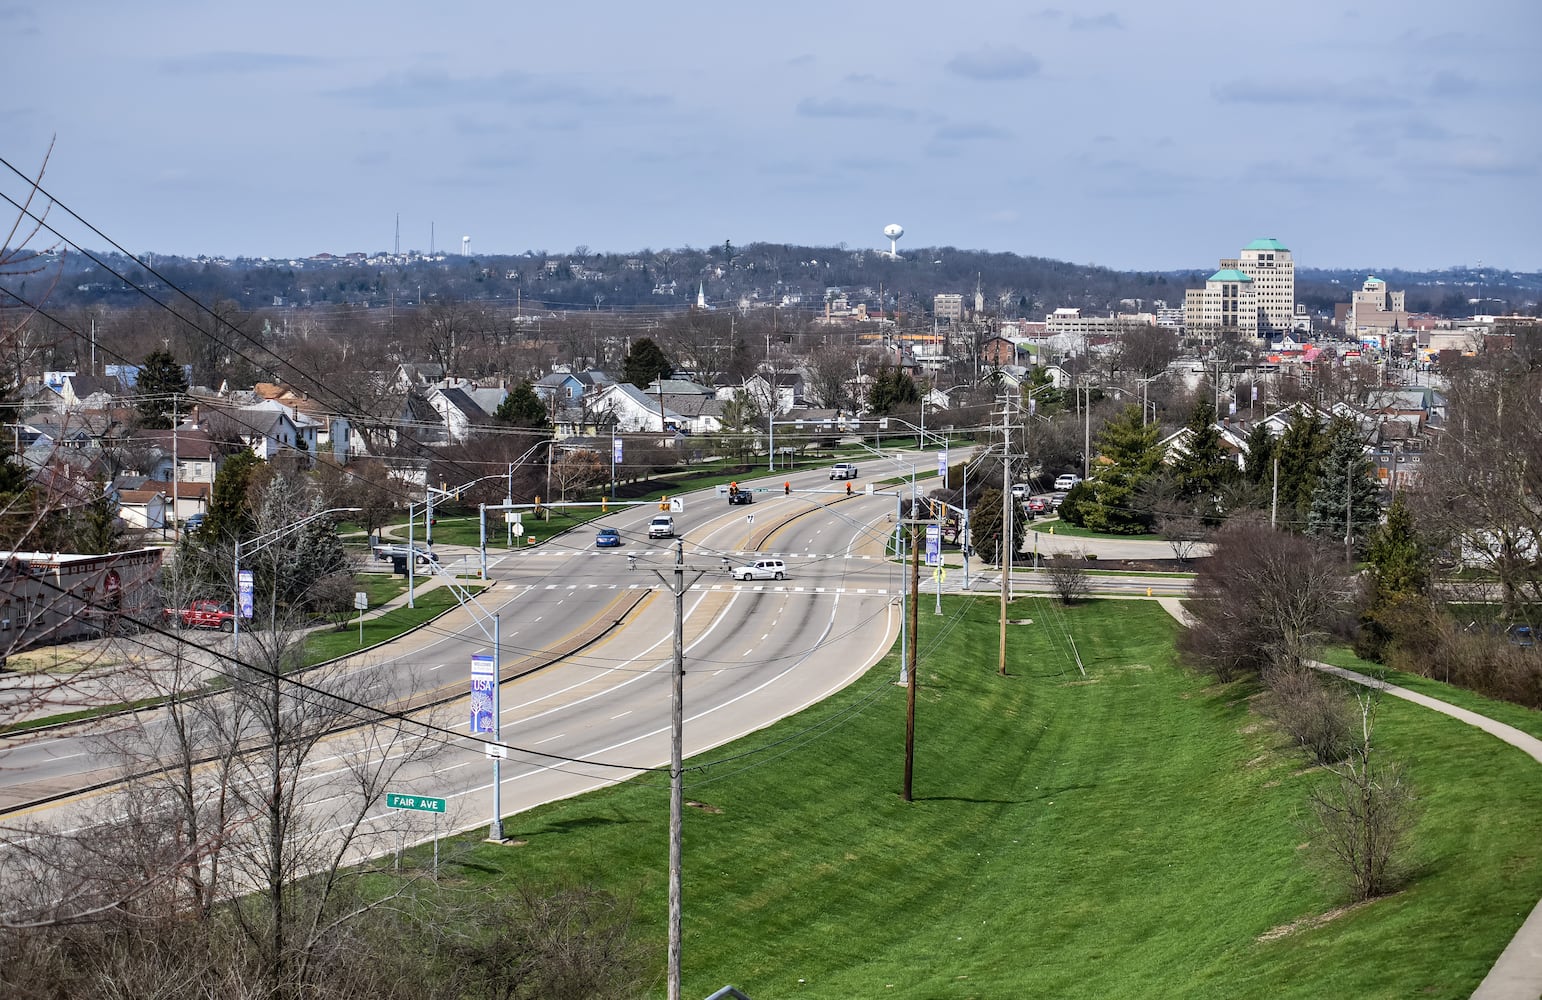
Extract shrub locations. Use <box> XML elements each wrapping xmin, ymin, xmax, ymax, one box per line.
<box><xmin>1260</xmin><ymin>666</ymin><xmax>1355</xmax><ymax>765</ymax></box>
<box><xmin>1056</xmin><ymin>481</ymin><xmax>1092</xmax><ymax>526</ymax></box>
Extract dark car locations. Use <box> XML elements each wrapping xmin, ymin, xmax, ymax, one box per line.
<box><xmin>595</xmin><ymin>527</ymin><xmax>622</xmax><ymax>548</ymax></box>
<box><xmin>183</xmin><ymin>512</ymin><xmax>205</xmax><ymax>533</ymax></box>
<box><xmin>728</xmin><ymin>490</ymin><xmax>754</xmax><ymax>505</ymax></box>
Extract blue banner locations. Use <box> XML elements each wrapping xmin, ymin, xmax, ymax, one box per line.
<box><xmin>470</xmin><ymin>654</ymin><xmax>496</xmax><ymax>734</ymax></box>
<box><xmin>238</xmin><ymin>570</ymin><xmax>254</xmax><ymax>619</ymax></box>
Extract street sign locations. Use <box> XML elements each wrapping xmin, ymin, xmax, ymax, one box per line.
<box><xmin>237</xmin><ymin>569</ymin><xmax>254</xmax><ymax>619</ymax></box>
<box><xmin>385</xmin><ymin>793</ymin><xmax>445</xmax><ymax>813</ymax></box>
<box><xmin>511</xmin><ymin>522</ymin><xmax>525</xmax><ymax>537</ymax></box>
<box><xmin>932</xmin><ymin>567</ymin><xmax>947</xmax><ymax>582</ymax></box>
<box><xmin>353</xmin><ymin>592</ymin><xmax>367</xmax><ymax>611</ymax></box>
<box><xmin>670</xmin><ymin>496</ymin><xmax>684</xmax><ymax>512</ymax></box>
<box><xmin>746</xmin><ymin>514</ymin><xmax>755</xmax><ymax>525</ymax></box>
<box><xmin>485</xmin><ymin>743</ymin><xmax>508</xmax><ymax>759</ymax></box>
<box><xmin>470</xmin><ymin>654</ymin><xmax>495</xmax><ymax>734</ymax></box>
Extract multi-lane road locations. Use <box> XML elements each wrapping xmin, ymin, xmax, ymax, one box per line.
<box><xmin>0</xmin><ymin>460</ymin><xmax>919</xmax><ymax>844</ymax></box>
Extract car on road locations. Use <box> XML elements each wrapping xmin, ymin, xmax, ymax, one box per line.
<box><xmin>647</xmin><ymin>515</ymin><xmax>675</xmax><ymax>538</ymax></box>
<box><xmin>728</xmin><ymin>489</ymin><xmax>754</xmax><ymax>505</ymax></box>
<box><xmin>1049</xmin><ymin>492</ymin><xmax>1067</xmax><ymax>509</ymax></box>
<box><xmin>1054</xmin><ymin>473</ymin><xmax>1083</xmax><ymax>491</ymax></box>
<box><xmin>373</xmin><ymin>542</ymin><xmax>436</xmax><ymax>565</ymax></box>
<box><xmin>829</xmin><ymin>463</ymin><xmax>859</xmax><ymax>480</ymax></box>
<box><xmin>732</xmin><ymin>558</ymin><xmax>787</xmax><ymax>581</ymax></box>
<box><xmin>595</xmin><ymin>527</ymin><xmax>622</xmax><ymax>547</ymax></box>
<box><xmin>1010</xmin><ymin>483</ymin><xmax>1031</xmax><ymax>500</ymax></box>
<box><xmin>164</xmin><ymin>598</ymin><xmax>236</xmax><ymax>632</ymax></box>
<box><xmin>1027</xmin><ymin>497</ymin><xmax>1048</xmax><ymax>514</ymax></box>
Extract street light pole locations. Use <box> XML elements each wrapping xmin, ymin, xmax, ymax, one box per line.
<box><xmin>233</xmin><ymin>506</ymin><xmax>360</xmax><ymax>655</ymax></box>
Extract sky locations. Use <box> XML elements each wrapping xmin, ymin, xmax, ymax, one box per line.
<box><xmin>4</xmin><ymin>1</ymin><xmax>1540</xmax><ymax>273</ymax></box>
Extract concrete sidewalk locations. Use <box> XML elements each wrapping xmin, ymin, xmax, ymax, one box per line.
<box><xmin>1157</xmin><ymin>596</ymin><xmax>1542</xmax><ymax>1000</ymax></box>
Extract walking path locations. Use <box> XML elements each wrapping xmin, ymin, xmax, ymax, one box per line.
<box><xmin>1156</xmin><ymin>596</ymin><xmax>1542</xmax><ymax>1000</ymax></box>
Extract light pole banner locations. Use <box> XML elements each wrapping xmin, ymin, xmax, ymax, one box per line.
<box><xmin>470</xmin><ymin>653</ymin><xmax>496</xmax><ymax>734</ymax></box>
<box><xmin>612</xmin><ymin>438</ymin><xmax>624</xmax><ymax>464</ymax></box>
<box><xmin>937</xmin><ymin>450</ymin><xmax>949</xmax><ymax>478</ymax></box>
<box><xmin>237</xmin><ymin>570</ymin><xmax>254</xmax><ymax>619</ymax></box>
<box><xmin>925</xmin><ymin>525</ymin><xmax>941</xmax><ymax>567</ymax></box>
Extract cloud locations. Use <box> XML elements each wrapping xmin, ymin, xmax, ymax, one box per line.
<box><xmin>1426</xmin><ymin>71</ymin><xmax>1479</xmax><ymax>99</ymax></box>
<box><xmin>1070</xmin><ymin>12</ymin><xmax>1123</xmax><ymax>30</ymax></box>
<box><xmin>933</xmin><ymin>122</ymin><xmax>1011</xmax><ymax>142</ymax></box>
<box><xmin>334</xmin><ymin>70</ymin><xmax>668</xmax><ymax>113</ymax></box>
<box><xmin>161</xmin><ymin>51</ymin><xmax>329</xmax><ymax>75</ymax></box>
<box><xmin>795</xmin><ymin>97</ymin><xmax>917</xmax><ymax>121</ymax></box>
<box><xmin>1212</xmin><ymin>80</ymin><xmax>1411</xmax><ymax>110</ymax></box>
<box><xmin>946</xmin><ymin>45</ymin><xmax>1041</xmax><ymax>82</ymax></box>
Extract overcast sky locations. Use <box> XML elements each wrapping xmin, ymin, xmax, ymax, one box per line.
<box><xmin>5</xmin><ymin>1</ymin><xmax>1539</xmax><ymax>272</ymax></box>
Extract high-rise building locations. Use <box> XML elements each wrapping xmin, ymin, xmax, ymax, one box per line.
<box><xmin>1346</xmin><ymin>276</ymin><xmax>1408</xmax><ymax>337</ymax></box>
<box><xmin>934</xmin><ymin>293</ymin><xmax>964</xmax><ymax>323</ymax></box>
<box><xmin>1219</xmin><ymin>238</ymin><xmax>1295</xmax><ymax>333</ymax></box>
<box><xmin>1184</xmin><ymin>270</ymin><xmax>1258</xmax><ymax>340</ymax></box>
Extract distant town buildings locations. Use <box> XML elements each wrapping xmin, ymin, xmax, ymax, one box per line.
<box><xmin>933</xmin><ymin>293</ymin><xmax>964</xmax><ymax>323</ymax></box>
<box><xmin>1184</xmin><ymin>237</ymin><xmax>1300</xmax><ymax>340</ymax></box>
<box><xmin>1344</xmin><ymin>276</ymin><xmax>1409</xmax><ymax>339</ymax></box>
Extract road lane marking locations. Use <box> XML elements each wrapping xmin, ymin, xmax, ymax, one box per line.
<box><xmin>610</xmin><ymin>711</ymin><xmax>631</xmax><ymax>720</ymax></box>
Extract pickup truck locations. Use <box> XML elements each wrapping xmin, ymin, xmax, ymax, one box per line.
<box><xmin>164</xmin><ymin>599</ymin><xmax>236</xmax><ymax>632</ymax></box>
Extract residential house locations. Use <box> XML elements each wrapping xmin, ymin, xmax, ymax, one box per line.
<box><xmin>115</xmin><ymin>486</ymin><xmax>169</xmax><ymax>532</ymax></box>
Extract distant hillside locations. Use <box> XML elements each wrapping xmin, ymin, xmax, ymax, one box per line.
<box><xmin>23</xmin><ymin>243</ymin><xmax>1541</xmax><ymax>322</ymax></box>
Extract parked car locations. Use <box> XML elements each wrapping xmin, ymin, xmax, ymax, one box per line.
<box><xmin>732</xmin><ymin>558</ymin><xmax>788</xmax><ymax>581</ymax></box>
<box><xmin>183</xmin><ymin>512</ymin><xmax>205</xmax><ymax>533</ymax></box>
<box><xmin>829</xmin><ymin>463</ymin><xmax>859</xmax><ymax>480</ymax></box>
<box><xmin>1054</xmin><ymin>473</ymin><xmax>1083</xmax><ymax>491</ymax></box>
<box><xmin>648</xmin><ymin>515</ymin><xmax>675</xmax><ymax>538</ymax></box>
<box><xmin>163</xmin><ymin>598</ymin><xmax>236</xmax><ymax>632</ymax></box>
<box><xmin>728</xmin><ymin>489</ymin><xmax>754</xmax><ymax>505</ymax></box>
<box><xmin>595</xmin><ymin>527</ymin><xmax>622</xmax><ymax>548</ymax></box>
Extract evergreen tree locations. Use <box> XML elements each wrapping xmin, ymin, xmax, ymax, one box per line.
<box><xmin>203</xmin><ymin>450</ymin><xmax>263</xmax><ymax>543</ymax></box>
<box><xmin>1275</xmin><ymin>408</ymin><xmax>1327</xmax><ymax>528</ymax></box>
<box><xmin>1358</xmin><ymin>492</ymin><xmax>1431</xmax><ymax>660</ymax></box>
<box><xmin>77</xmin><ymin>479</ymin><xmax>123</xmax><ymax>554</ymax></box>
<box><xmin>1082</xmin><ymin>405</ymin><xmax>1164</xmax><ymax>535</ymax></box>
<box><xmin>621</xmin><ymin>338</ymin><xmax>671</xmax><ymax>388</ymax></box>
<box><xmin>969</xmin><ymin>487</ymin><xmax>1024</xmax><ymax>565</ymax></box>
<box><xmin>1242</xmin><ymin>421</ymin><xmax>1276</xmax><ymax>487</ymax></box>
<box><xmin>866</xmin><ymin>367</ymin><xmax>919</xmax><ymax>415</ymax></box>
<box><xmin>1307</xmin><ymin>418</ymin><xmax>1381</xmax><ymax>552</ymax></box>
<box><xmin>135</xmin><ymin>349</ymin><xmax>190</xmax><ymax>429</ymax></box>
<box><xmin>1170</xmin><ymin>399</ymin><xmax>1236</xmax><ymax>503</ymax></box>
<box><xmin>493</xmin><ymin>380</ymin><xmax>550</xmax><ymax>428</ymax></box>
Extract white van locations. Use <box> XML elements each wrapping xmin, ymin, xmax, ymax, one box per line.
<box><xmin>648</xmin><ymin>515</ymin><xmax>675</xmax><ymax>538</ymax></box>
<box><xmin>733</xmin><ymin>558</ymin><xmax>788</xmax><ymax>581</ymax></box>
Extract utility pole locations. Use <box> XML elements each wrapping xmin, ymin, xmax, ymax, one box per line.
<box><xmin>1344</xmin><ymin>456</ymin><xmax>1354</xmax><ymax>563</ymax></box>
<box><xmin>903</xmin><ymin>517</ymin><xmax>920</xmax><ymax>802</ymax></box>
<box><xmin>667</xmin><ymin>537</ymin><xmax>685</xmax><ymax>1000</ymax></box>
<box><xmin>1271</xmin><ymin>454</ymin><xmax>1280</xmax><ymax>529</ymax></box>
<box><xmin>999</xmin><ymin>395</ymin><xmax>1015</xmax><ymax>676</ymax></box>
<box><xmin>490</xmin><ymin>613</ymin><xmax>503</xmax><ymax>842</ymax></box>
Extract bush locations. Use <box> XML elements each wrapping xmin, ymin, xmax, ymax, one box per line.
<box><xmin>1389</xmin><ymin>615</ymin><xmax>1542</xmax><ymax>709</ymax></box>
<box><xmin>1260</xmin><ymin>666</ymin><xmax>1355</xmax><ymax>765</ymax></box>
<box><xmin>1056</xmin><ymin>481</ymin><xmax>1092</xmax><ymax>527</ymax></box>
<box><xmin>1046</xmin><ymin>553</ymin><xmax>1091</xmax><ymax>604</ymax></box>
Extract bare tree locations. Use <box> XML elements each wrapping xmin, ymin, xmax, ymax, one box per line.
<box><xmin>550</xmin><ymin>448</ymin><xmax>604</xmax><ymax>501</ymax></box>
<box><xmin>1304</xmin><ymin>692</ymin><xmax>1417</xmax><ymax>901</ymax></box>
<box><xmin>1178</xmin><ymin>517</ymin><xmax>1353</xmax><ymax>681</ymax></box>
<box><xmin>1046</xmin><ymin>553</ymin><xmax>1091</xmax><ymax>604</ymax></box>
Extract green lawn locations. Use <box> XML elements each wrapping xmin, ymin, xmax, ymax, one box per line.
<box><xmin>302</xmin><ymin>586</ymin><xmax>476</xmax><ymax>665</ymax></box>
<box><xmin>390</xmin><ymin>598</ymin><xmax>1542</xmax><ymax>999</ymax></box>
<box><xmin>1316</xmin><ymin>645</ymin><xmax>1542</xmax><ymax>742</ymax></box>
<box><xmin>1028</xmin><ymin>520</ymin><xmax>1164</xmax><ymax>541</ymax></box>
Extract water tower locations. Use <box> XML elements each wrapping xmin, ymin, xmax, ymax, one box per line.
<box><xmin>883</xmin><ymin>223</ymin><xmax>904</xmax><ymax>258</ymax></box>
<box><xmin>461</xmin><ymin>235</ymin><xmax>471</xmax><ymax>257</ymax></box>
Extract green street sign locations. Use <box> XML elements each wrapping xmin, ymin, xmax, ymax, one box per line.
<box><xmin>386</xmin><ymin>793</ymin><xmax>446</xmax><ymax>813</ymax></box>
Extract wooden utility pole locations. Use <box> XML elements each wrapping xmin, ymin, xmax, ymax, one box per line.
<box><xmin>999</xmin><ymin>396</ymin><xmax>1015</xmax><ymax>675</ymax></box>
<box><xmin>668</xmin><ymin>538</ymin><xmax>685</xmax><ymax>1000</ymax></box>
<box><xmin>903</xmin><ymin>518</ymin><xmax>921</xmax><ymax>802</ymax></box>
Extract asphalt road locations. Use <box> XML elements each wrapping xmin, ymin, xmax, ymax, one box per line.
<box><xmin>0</xmin><ymin>459</ymin><xmax>921</xmax><ymax>846</ymax></box>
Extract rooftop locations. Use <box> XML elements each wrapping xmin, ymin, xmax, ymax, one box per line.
<box><xmin>1243</xmin><ymin>237</ymin><xmax>1290</xmax><ymax>252</ymax></box>
<box><xmin>1209</xmin><ymin>269</ymin><xmax>1253</xmax><ymax>283</ymax></box>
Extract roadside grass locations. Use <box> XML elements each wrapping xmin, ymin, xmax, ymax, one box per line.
<box><xmin>388</xmin><ymin>598</ymin><xmax>1542</xmax><ymax>999</ymax></box>
<box><xmin>302</xmin><ymin>586</ymin><xmax>474</xmax><ymax>665</ymax></box>
<box><xmin>1316</xmin><ymin>645</ymin><xmax>1542</xmax><ymax>743</ymax></box>
<box><xmin>1027</xmin><ymin>520</ymin><xmax>1164</xmax><ymax>542</ymax></box>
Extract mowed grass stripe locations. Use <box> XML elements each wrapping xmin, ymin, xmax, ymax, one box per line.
<box><xmin>425</xmin><ymin>598</ymin><xmax>1542</xmax><ymax>1000</ymax></box>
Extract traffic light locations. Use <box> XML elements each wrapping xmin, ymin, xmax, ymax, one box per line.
<box><xmin>784</xmin><ymin>482</ymin><xmax>791</xmax><ymax>495</ymax></box>
<box><xmin>845</xmin><ymin>482</ymin><xmax>853</xmax><ymax>495</ymax></box>
<box><xmin>602</xmin><ymin>497</ymin><xmax>608</xmax><ymax>513</ymax></box>
<box><xmin>534</xmin><ymin>495</ymin><xmax>542</xmax><ymax>514</ymax></box>
<box><xmin>659</xmin><ymin>495</ymin><xmax>670</xmax><ymax>511</ymax></box>
<box><xmin>729</xmin><ymin>482</ymin><xmax>738</xmax><ymax>495</ymax></box>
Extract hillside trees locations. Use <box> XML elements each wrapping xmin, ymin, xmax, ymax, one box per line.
<box><xmin>1306</xmin><ymin>418</ymin><xmax>1381</xmax><ymax>556</ymax></box>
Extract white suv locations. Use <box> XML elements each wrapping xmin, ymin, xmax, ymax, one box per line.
<box><xmin>648</xmin><ymin>515</ymin><xmax>675</xmax><ymax>538</ymax></box>
<box><xmin>733</xmin><ymin>558</ymin><xmax>787</xmax><ymax>581</ymax></box>
<box><xmin>1053</xmin><ymin>473</ymin><xmax>1082</xmax><ymax>491</ymax></box>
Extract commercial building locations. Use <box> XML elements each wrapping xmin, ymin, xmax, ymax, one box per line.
<box><xmin>1184</xmin><ymin>269</ymin><xmax>1259</xmax><ymax>340</ymax></box>
<box><xmin>1345</xmin><ymin>276</ymin><xmax>1409</xmax><ymax>338</ymax></box>
<box><xmin>0</xmin><ymin>548</ymin><xmax>164</xmax><ymax>654</ymax></box>
<box><xmin>933</xmin><ymin>293</ymin><xmax>964</xmax><ymax>323</ymax></box>
<box><xmin>1185</xmin><ymin>237</ymin><xmax>1296</xmax><ymax>339</ymax></box>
